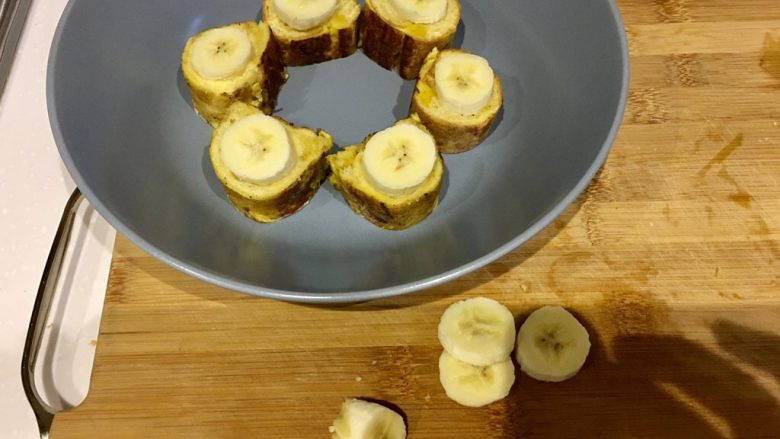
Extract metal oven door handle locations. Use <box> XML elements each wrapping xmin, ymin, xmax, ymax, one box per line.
<box><xmin>0</xmin><ymin>0</ymin><xmax>34</xmax><ymax>98</ymax></box>
<box><xmin>20</xmin><ymin>188</ymin><xmax>84</xmax><ymax>439</ymax></box>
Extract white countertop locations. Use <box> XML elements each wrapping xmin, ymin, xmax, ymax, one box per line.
<box><xmin>0</xmin><ymin>0</ymin><xmax>116</xmax><ymax>436</ymax></box>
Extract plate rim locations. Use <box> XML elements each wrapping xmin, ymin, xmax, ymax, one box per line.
<box><xmin>47</xmin><ymin>0</ymin><xmax>630</xmax><ymax>303</ymax></box>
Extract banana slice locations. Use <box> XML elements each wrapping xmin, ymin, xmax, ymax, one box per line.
<box><xmin>434</xmin><ymin>52</ymin><xmax>495</xmax><ymax>115</ymax></box>
<box><xmin>362</xmin><ymin>123</ymin><xmax>437</xmax><ymax>195</ymax></box>
<box><xmin>330</xmin><ymin>399</ymin><xmax>407</xmax><ymax>439</ymax></box>
<box><xmin>438</xmin><ymin>297</ymin><xmax>516</xmax><ymax>366</ymax></box>
<box><xmin>515</xmin><ymin>306</ymin><xmax>591</xmax><ymax>382</ymax></box>
<box><xmin>390</xmin><ymin>0</ymin><xmax>448</xmax><ymax>24</ymax></box>
<box><xmin>219</xmin><ymin>113</ymin><xmax>295</xmax><ymax>184</ymax></box>
<box><xmin>438</xmin><ymin>351</ymin><xmax>515</xmax><ymax>408</ymax></box>
<box><xmin>189</xmin><ymin>26</ymin><xmax>253</xmax><ymax>80</ymax></box>
<box><xmin>272</xmin><ymin>0</ymin><xmax>339</xmax><ymax>31</ymax></box>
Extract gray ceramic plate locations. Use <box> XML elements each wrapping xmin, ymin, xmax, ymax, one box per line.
<box><xmin>48</xmin><ymin>0</ymin><xmax>628</xmax><ymax>302</ymax></box>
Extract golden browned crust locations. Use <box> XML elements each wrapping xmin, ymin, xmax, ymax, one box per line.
<box><xmin>182</xmin><ymin>22</ymin><xmax>287</xmax><ymax>127</ymax></box>
<box><xmin>411</xmin><ymin>104</ymin><xmax>493</xmax><ymax>153</ymax></box>
<box><xmin>279</xmin><ymin>25</ymin><xmax>358</xmax><ymax>66</ymax></box>
<box><xmin>327</xmin><ymin>118</ymin><xmax>444</xmax><ymax>230</ymax></box>
<box><xmin>410</xmin><ymin>82</ymin><xmax>502</xmax><ymax>153</ymax></box>
<box><xmin>360</xmin><ymin>0</ymin><xmax>459</xmax><ymax>79</ymax></box>
<box><xmin>263</xmin><ymin>0</ymin><xmax>359</xmax><ymax>66</ymax></box>
<box><xmin>257</xmin><ymin>35</ymin><xmax>287</xmax><ymax>114</ymax></box>
<box><xmin>226</xmin><ymin>147</ymin><xmax>330</xmax><ymax>222</ymax></box>
<box><xmin>188</xmin><ymin>86</ymin><xmax>251</xmax><ymax>127</ymax></box>
<box><xmin>329</xmin><ymin>170</ymin><xmax>440</xmax><ymax>230</ymax></box>
<box><xmin>410</xmin><ymin>49</ymin><xmax>503</xmax><ymax>153</ymax></box>
<box><xmin>361</xmin><ymin>5</ymin><xmax>404</xmax><ymax>72</ymax></box>
<box><xmin>209</xmin><ymin>103</ymin><xmax>333</xmax><ymax>223</ymax></box>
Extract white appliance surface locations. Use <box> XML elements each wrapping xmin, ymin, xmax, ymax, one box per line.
<box><xmin>0</xmin><ymin>0</ymin><xmax>116</xmax><ymax>436</ymax></box>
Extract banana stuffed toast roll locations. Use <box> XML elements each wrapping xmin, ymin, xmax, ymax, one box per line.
<box><xmin>263</xmin><ymin>0</ymin><xmax>360</xmax><ymax>66</ymax></box>
<box><xmin>410</xmin><ymin>48</ymin><xmax>503</xmax><ymax>153</ymax></box>
<box><xmin>328</xmin><ymin>117</ymin><xmax>444</xmax><ymax>230</ymax></box>
<box><xmin>361</xmin><ymin>0</ymin><xmax>461</xmax><ymax>79</ymax></box>
<box><xmin>182</xmin><ymin>21</ymin><xmax>286</xmax><ymax>126</ymax></box>
<box><xmin>210</xmin><ymin>103</ymin><xmax>333</xmax><ymax>223</ymax></box>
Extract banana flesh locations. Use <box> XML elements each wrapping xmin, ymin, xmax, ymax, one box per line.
<box><xmin>434</xmin><ymin>52</ymin><xmax>495</xmax><ymax>115</ymax></box>
<box><xmin>438</xmin><ymin>351</ymin><xmax>515</xmax><ymax>408</ymax></box>
<box><xmin>389</xmin><ymin>0</ymin><xmax>448</xmax><ymax>24</ymax></box>
<box><xmin>190</xmin><ymin>26</ymin><xmax>253</xmax><ymax>80</ymax></box>
<box><xmin>330</xmin><ymin>399</ymin><xmax>407</xmax><ymax>439</ymax></box>
<box><xmin>438</xmin><ymin>297</ymin><xmax>516</xmax><ymax>366</ymax></box>
<box><xmin>515</xmin><ymin>306</ymin><xmax>591</xmax><ymax>382</ymax></box>
<box><xmin>362</xmin><ymin>123</ymin><xmax>437</xmax><ymax>195</ymax></box>
<box><xmin>219</xmin><ymin>113</ymin><xmax>295</xmax><ymax>184</ymax></box>
<box><xmin>272</xmin><ymin>0</ymin><xmax>339</xmax><ymax>31</ymax></box>
<box><xmin>436</xmin><ymin>297</ymin><xmax>516</xmax><ymax>407</ymax></box>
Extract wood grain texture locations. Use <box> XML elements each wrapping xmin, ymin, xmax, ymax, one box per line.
<box><xmin>52</xmin><ymin>1</ymin><xmax>780</xmax><ymax>437</ymax></box>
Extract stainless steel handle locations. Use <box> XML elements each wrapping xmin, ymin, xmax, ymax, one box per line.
<box><xmin>21</xmin><ymin>188</ymin><xmax>84</xmax><ymax>439</ymax></box>
<box><xmin>0</xmin><ymin>0</ymin><xmax>34</xmax><ymax>98</ymax></box>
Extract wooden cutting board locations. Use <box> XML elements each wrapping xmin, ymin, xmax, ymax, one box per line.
<box><xmin>52</xmin><ymin>1</ymin><xmax>780</xmax><ymax>437</ymax></box>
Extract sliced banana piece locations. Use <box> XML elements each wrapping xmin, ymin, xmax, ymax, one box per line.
<box><xmin>362</xmin><ymin>123</ymin><xmax>437</xmax><ymax>195</ymax></box>
<box><xmin>390</xmin><ymin>0</ymin><xmax>448</xmax><ymax>24</ymax></box>
<box><xmin>272</xmin><ymin>0</ymin><xmax>339</xmax><ymax>31</ymax></box>
<box><xmin>438</xmin><ymin>297</ymin><xmax>516</xmax><ymax>366</ymax></box>
<box><xmin>190</xmin><ymin>26</ymin><xmax>253</xmax><ymax>80</ymax></box>
<box><xmin>330</xmin><ymin>399</ymin><xmax>407</xmax><ymax>439</ymax></box>
<box><xmin>219</xmin><ymin>113</ymin><xmax>296</xmax><ymax>184</ymax></box>
<box><xmin>438</xmin><ymin>351</ymin><xmax>515</xmax><ymax>408</ymax></box>
<box><xmin>516</xmin><ymin>306</ymin><xmax>591</xmax><ymax>382</ymax></box>
<box><xmin>434</xmin><ymin>52</ymin><xmax>495</xmax><ymax>115</ymax></box>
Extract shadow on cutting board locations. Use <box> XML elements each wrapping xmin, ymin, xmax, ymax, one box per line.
<box><xmin>712</xmin><ymin>320</ymin><xmax>780</xmax><ymax>383</ymax></box>
<box><xmin>486</xmin><ymin>318</ymin><xmax>780</xmax><ymax>438</ymax></box>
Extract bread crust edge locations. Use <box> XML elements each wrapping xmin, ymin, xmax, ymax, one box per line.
<box><xmin>360</xmin><ymin>1</ymin><xmax>458</xmax><ymax>80</ymax></box>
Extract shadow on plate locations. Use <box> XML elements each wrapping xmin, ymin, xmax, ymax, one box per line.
<box><xmin>177</xmin><ymin>68</ymin><xmax>194</xmax><ymax>112</ymax></box>
<box><xmin>453</xmin><ymin>1</ymin><xmax>486</xmax><ymax>52</ymax></box>
<box><xmin>392</xmin><ymin>80</ymin><xmax>416</xmax><ymax>121</ymax></box>
<box><xmin>201</xmin><ymin>144</ymin><xmax>226</xmax><ymax>200</ymax></box>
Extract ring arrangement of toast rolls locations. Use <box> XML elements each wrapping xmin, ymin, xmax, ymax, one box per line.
<box><xmin>182</xmin><ymin>0</ymin><xmax>504</xmax><ymax>229</ymax></box>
